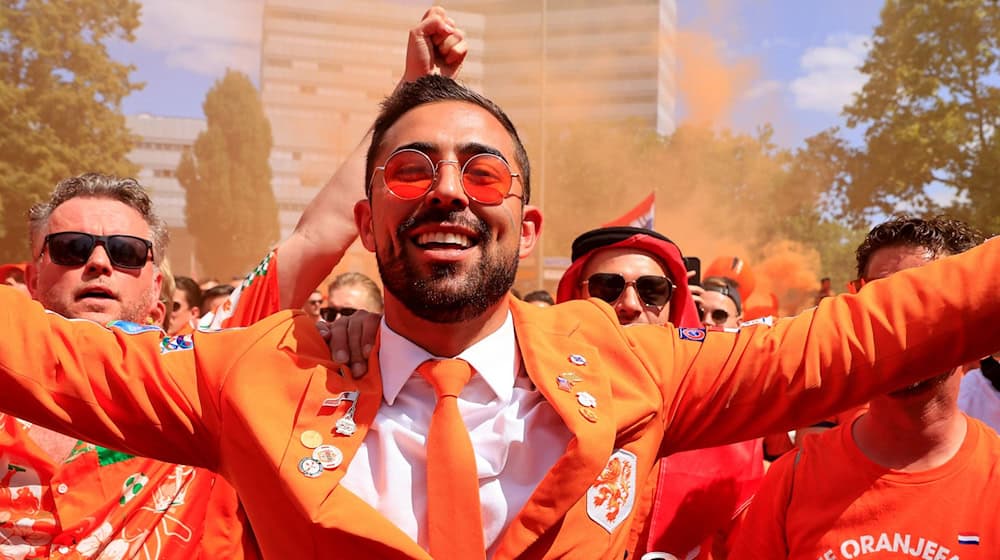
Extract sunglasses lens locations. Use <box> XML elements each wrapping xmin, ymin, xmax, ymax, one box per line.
<box><xmin>635</xmin><ymin>276</ymin><xmax>672</xmax><ymax>307</ymax></box>
<box><xmin>47</xmin><ymin>233</ymin><xmax>95</xmax><ymax>266</ymax></box>
<box><xmin>384</xmin><ymin>150</ymin><xmax>434</xmax><ymax>199</ymax></box>
<box><xmin>107</xmin><ymin>236</ymin><xmax>151</xmax><ymax>268</ymax></box>
<box><xmin>172</xmin><ymin>301</ymin><xmax>181</xmax><ymax>312</ymax></box>
<box><xmin>586</xmin><ymin>273</ymin><xmax>626</xmax><ymax>303</ymax></box>
<box><xmin>711</xmin><ymin>309</ymin><xmax>730</xmax><ymax>323</ymax></box>
<box><xmin>320</xmin><ymin>308</ymin><xmax>337</xmax><ymax>322</ymax></box>
<box><xmin>462</xmin><ymin>154</ymin><xmax>511</xmax><ymax>205</ymax></box>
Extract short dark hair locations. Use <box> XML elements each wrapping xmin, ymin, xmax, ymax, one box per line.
<box><xmin>365</xmin><ymin>75</ymin><xmax>530</xmax><ymax>204</ymax></box>
<box><xmin>523</xmin><ymin>290</ymin><xmax>555</xmax><ymax>305</ymax></box>
<box><xmin>29</xmin><ymin>173</ymin><xmax>169</xmax><ymax>266</ymax></box>
<box><xmin>202</xmin><ymin>284</ymin><xmax>235</xmax><ymax>300</ymax></box>
<box><xmin>702</xmin><ymin>276</ymin><xmax>742</xmax><ymax>314</ymax></box>
<box><xmin>856</xmin><ymin>216</ymin><xmax>985</xmax><ymax>278</ymax></box>
<box><xmin>174</xmin><ymin>276</ymin><xmax>203</xmax><ymax>310</ymax></box>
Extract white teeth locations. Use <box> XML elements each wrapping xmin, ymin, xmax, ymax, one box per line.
<box><xmin>416</xmin><ymin>232</ymin><xmax>471</xmax><ymax>248</ymax></box>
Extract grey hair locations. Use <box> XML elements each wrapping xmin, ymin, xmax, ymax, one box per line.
<box><xmin>29</xmin><ymin>173</ymin><xmax>169</xmax><ymax>265</ymax></box>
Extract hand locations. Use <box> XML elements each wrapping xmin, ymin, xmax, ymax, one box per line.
<box><xmin>317</xmin><ymin>310</ymin><xmax>381</xmax><ymax>378</ymax></box>
<box><xmin>402</xmin><ymin>7</ymin><xmax>468</xmax><ymax>83</ymax></box>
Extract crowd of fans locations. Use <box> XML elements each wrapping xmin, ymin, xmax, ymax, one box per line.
<box><xmin>0</xmin><ymin>7</ymin><xmax>996</xmax><ymax>560</ymax></box>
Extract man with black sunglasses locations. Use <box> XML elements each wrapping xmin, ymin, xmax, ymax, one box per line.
<box><xmin>3</xmin><ymin>173</ymin><xmax>258</xmax><ymax>560</ymax></box>
<box><xmin>556</xmin><ymin>226</ymin><xmax>763</xmax><ymax>559</ymax></box>
<box><xmin>323</xmin><ymin>272</ymin><xmax>383</xmax><ymax>323</ymax></box>
<box><xmin>698</xmin><ymin>276</ymin><xmax>743</xmax><ymax>329</ymax></box>
<box><xmin>555</xmin><ymin>226</ymin><xmax>700</xmax><ymax>327</ymax></box>
<box><xmin>1</xmin><ymin>63</ymin><xmax>1000</xmax><ymax>560</ymax></box>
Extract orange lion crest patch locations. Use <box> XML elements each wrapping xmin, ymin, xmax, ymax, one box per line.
<box><xmin>587</xmin><ymin>448</ymin><xmax>637</xmax><ymax>532</ymax></box>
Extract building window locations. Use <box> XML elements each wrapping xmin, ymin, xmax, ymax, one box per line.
<box><xmin>153</xmin><ymin>169</ymin><xmax>175</xmax><ymax>178</ymax></box>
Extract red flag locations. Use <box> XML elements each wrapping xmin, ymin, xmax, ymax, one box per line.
<box><xmin>602</xmin><ymin>192</ymin><xmax>655</xmax><ymax>229</ymax></box>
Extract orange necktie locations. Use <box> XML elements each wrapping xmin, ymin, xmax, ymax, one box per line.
<box><xmin>418</xmin><ymin>358</ymin><xmax>487</xmax><ymax>559</ymax></box>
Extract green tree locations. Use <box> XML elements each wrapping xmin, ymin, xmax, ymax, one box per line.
<box><xmin>842</xmin><ymin>0</ymin><xmax>1000</xmax><ymax>234</ymax></box>
<box><xmin>177</xmin><ymin>70</ymin><xmax>278</xmax><ymax>279</ymax></box>
<box><xmin>0</xmin><ymin>0</ymin><xmax>141</xmax><ymax>262</ymax></box>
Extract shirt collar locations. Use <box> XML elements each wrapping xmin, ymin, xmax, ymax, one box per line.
<box><xmin>378</xmin><ymin>312</ymin><xmax>519</xmax><ymax>405</ymax></box>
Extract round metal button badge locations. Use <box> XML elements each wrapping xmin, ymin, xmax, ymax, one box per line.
<box><xmin>312</xmin><ymin>444</ymin><xmax>344</xmax><ymax>470</ymax></box>
<box><xmin>298</xmin><ymin>457</ymin><xmax>324</xmax><ymax>478</ymax></box>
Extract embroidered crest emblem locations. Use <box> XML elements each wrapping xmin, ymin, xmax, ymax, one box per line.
<box><xmin>587</xmin><ymin>448</ymin><xmax>637</xmax><ymax>533</ymax></box>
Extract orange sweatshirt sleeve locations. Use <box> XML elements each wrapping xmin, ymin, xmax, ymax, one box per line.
<box><xmin>729</xmin><ymin>449</ymin><xmax>797</xmax><ymax>559</ymax></box>
<box><xmin>0</xmin><ymin>287</ymin><xmax>267</xmax><ymax>469</ymax></box>
<box><xmin>627</xmin><ymin>237</ymin><xmax>1000</xmax><ymax>452</ymax></box>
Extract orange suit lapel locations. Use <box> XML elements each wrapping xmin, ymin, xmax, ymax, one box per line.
<box><xmin>276</xmin><ymin>328</ymin><xmax>430</xmax><ymax>559</ymax></box>
<box><xmin>492</xmin><ymin>300</ymin><xmax>617</xmax><ymax>558</ymax></box>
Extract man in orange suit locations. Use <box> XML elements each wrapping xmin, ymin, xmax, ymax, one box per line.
<box><xmin>0</xmin><ymin>73</ymin><xmax>998</xmax><ymax>560</ymax></box>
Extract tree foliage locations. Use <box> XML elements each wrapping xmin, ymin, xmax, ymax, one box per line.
<box><xmin>0</xmin><ymin>0</ymin><xmax>141</xmax><ymax>262</ymax></box>
<box><xmin>177</xmin><ymin>70</ymin><xmax>278</xmax><ymax>279</ymax></box>
<box><xmin>841</xmin><ymin>0</ymin><xmax>1000</xmax><ymax>234</ymax></box>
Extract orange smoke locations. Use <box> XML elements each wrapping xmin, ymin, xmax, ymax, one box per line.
<box><xmin>672</xmin><ymin>30</ymin><xmax>757</xmax><ymax>128</ymax></box>
<box><xmin>748</xmin><ymin>240</ymin><xmax>823</xmax><ymax>316</ymax></box>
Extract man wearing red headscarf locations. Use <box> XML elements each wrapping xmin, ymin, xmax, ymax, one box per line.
<box><xmin>557</xmin><ymin>226</ymin><xmax>764</xmax><ymax>560</ymax></box>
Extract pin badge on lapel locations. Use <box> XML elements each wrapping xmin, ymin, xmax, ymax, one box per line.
<box><xmin>576</xmin><ymin>391</ymin><xmax>597</xmax><ymax>408</ymax></box>
<box><xmin>298</xmin><ymin>457</ymin><xmax>323</xmax><ymax>478</ymax></box>
<box><xmin>556</xmin><ymin>372</ymin><xmax>583</xmax><ymax>392</ymax></box>
<box><xmin>579</xmin><ymin>408</ymin><xmax>598</xmax><ymax>423</ymax></box>
<box><xmin>312</xmin><ymin>444</ymin><xmax>344</xmax><ymax>470</ymax></box>
<box><xmin>299</xmin><ymin>430</ymin><xmax>323</xmax><ymax>449</ymax></box>
<box><xmin>568</xmin><ymin>353</ymin><xmax>588</xmax><ymax>366</ymax></box>
<box><xmin>321</xmin><ymin>391</ymin><xmax>360</xmax><ymax>436</ymax></box>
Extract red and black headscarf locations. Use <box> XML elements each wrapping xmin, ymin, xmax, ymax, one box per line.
<box><xmin>556</xmin><ymin>227</ymin><xmax>702</xmax><ymax>328</ymax></box>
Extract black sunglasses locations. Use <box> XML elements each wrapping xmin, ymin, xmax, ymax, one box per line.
<box><xmin>698</xmin><ymin>305</ymin><xmax>731</xmax><ymax>325</ymax></box>
<box><xmin>582</xmin><ymin>272</ymin><xmax>674</xmax><ymax>307</ymax></box>
<box><xmin>320</xmin><ymin>306</ymin><xmax>358</xmax><ymax>322</ymax></box>
<box><xmin>42</xmin><ymin>231</ymin><xmax>153</xmax><ymax>270</ymax></box>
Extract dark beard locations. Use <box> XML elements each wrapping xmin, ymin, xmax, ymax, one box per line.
<box><xmin>377</xmin><ymin>208</ymin><xmax>519</xmax><ymax>323</ymax></box>
<box><xmin>888</xmin><ymin>371</ymin><xmax>955</xmax><ymax>398</ymax></box>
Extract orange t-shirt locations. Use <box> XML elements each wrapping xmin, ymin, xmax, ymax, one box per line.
<box><xmin>734</xmin><ymin>413</ymin><xmax>1000</xmax><ymax>559</ymax></box>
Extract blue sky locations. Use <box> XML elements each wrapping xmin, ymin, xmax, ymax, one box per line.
<box><xmin>111</xmin><ymin>0</ymin><xmax>885</xmax><ymax>149</ymax></box>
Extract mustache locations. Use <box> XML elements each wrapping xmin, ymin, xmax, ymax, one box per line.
<box><xmin>397</xmin><ymin>207</ymin><xmax>489</xmax><ymax>240</ymax></box>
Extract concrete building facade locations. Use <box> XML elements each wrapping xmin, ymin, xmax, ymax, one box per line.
<box><xmin>125</xmin><ymin>114</ymin><xmax>204</xmax><ymax>278</ymax></box>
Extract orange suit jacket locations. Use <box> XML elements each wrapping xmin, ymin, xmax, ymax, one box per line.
<box><xmin>0</xmin><ymin>239</ymin><xmax>997</xmax><ymax>559</ymax></box>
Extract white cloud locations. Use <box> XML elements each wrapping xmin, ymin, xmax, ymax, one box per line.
<box><xmin>744</xmin><ymin>79</ymin><xmax>783</xmax><ymax>100</ymax></box>
<box><xmin>790</xmin><ymin>33</ymin><xmax>870</xmax><ymax>113</ymax></box>
<box><xmin>136</xmin><ymin>0</ymin><xmax>263</xmax><ymax>78</ymax></box>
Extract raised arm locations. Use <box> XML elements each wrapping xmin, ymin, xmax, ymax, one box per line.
<box><xmin>276</xmin><ymin>7</ymin><xmax>469</xmax><ymax>308</ymax></box>
<box><xmin>631</xmin><ymin>237</ymin><xmax>1000</xmax><ymax>452</ymax></box>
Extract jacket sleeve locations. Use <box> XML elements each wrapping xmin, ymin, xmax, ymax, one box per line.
<box><xmin>627</xmin><ymin>236</ymin><xmax>1000</xmax><ymax>452</ymax></box>
<box><xmin>729</xmin><ymin>449</ymin><xmax>796</xmax><ymax>559</ymax></box>
<box><xmin>0</xmin><ymin>286</ymin><xmax>253</xmax><ymax>469</ymax></box>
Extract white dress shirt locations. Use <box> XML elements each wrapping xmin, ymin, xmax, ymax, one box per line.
<box><xmin>339</xmin><ymin>313</ymin><xmax>572</xmax><ymax>556</ymax></box>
